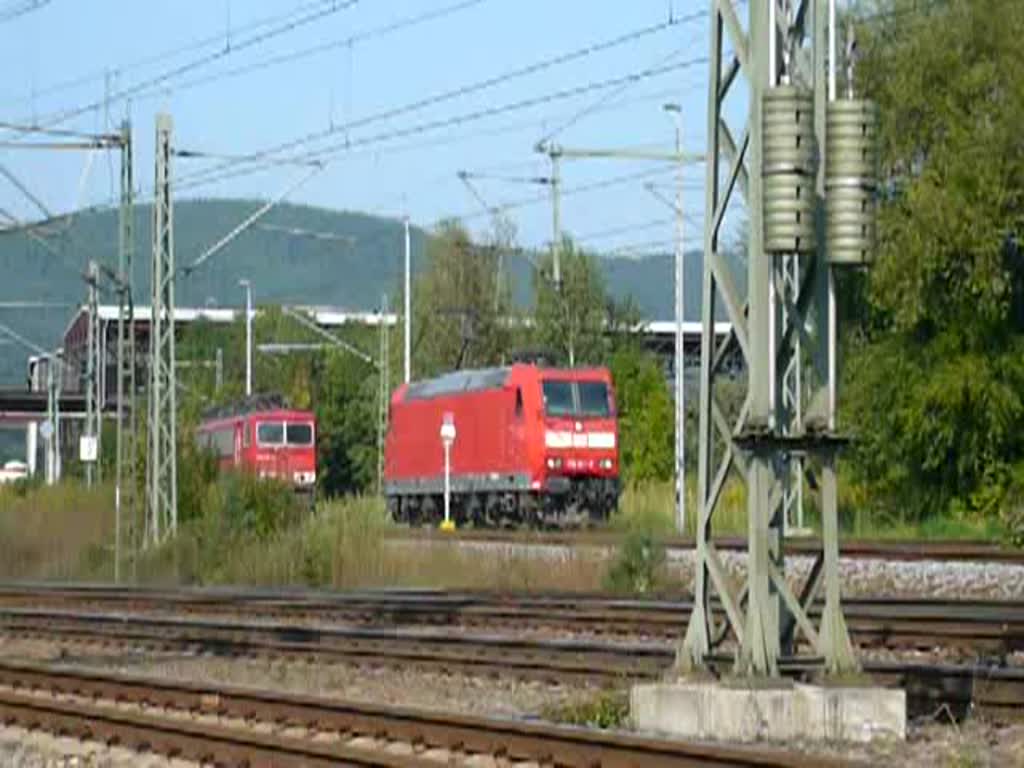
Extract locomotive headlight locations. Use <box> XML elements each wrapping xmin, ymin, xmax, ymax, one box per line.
<box><xmin>546</xmin><ymin>456</ymin><xmax>563</xmax><ymax>470</ymax></box>
<box><xmin>599</xmin><ymin>458</ymin><xmax>614</xmax><ymax>470</ymax></box>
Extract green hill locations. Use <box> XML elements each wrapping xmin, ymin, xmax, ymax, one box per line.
<box><xmin>0</xmin><ymin>198</ymin><xmax>714</xmax><ymax>387</ymax></box>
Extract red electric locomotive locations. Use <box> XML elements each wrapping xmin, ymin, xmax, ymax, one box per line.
<box><xmin>196</xmin><ymin>395</ymin><xmax>317</xmax><ymax>496</ymax></box>
<box><xmin>384</xmin><ymin>364</ymin><xmax>619</xmax><ymax>528</ymax></box>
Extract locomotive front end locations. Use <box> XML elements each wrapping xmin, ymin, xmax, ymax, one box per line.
<box><xmin>538</xmin><ymin>371</ymin><xmax>620</xmax><ymax>523</ymax></box>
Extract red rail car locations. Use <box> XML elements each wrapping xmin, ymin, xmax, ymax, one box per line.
<box><xmin>384</xmin><ymin>364</ymin><xmax>619</xmax><ymax>527</ymax></box>
<box><xmin>196</xmin><ymin>395</ymin><xmax>317</xmax><ymax>496</ymax></box>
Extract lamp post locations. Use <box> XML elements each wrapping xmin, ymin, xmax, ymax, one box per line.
<box><xmin>663</xmin><ymin>102</ymin><xmax>686</xmax><ymax>535</ymax></box>
<box><xmin>239</xmin><ymin>279</ymin><xmax>253</xmax><ymax>396</ymax></box>
<box><xmin>440</xmin><ymin>412</ymin><xmax>456</xmax><ymax>532</ymax></box>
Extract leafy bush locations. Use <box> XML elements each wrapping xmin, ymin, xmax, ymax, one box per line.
<box><xmin>542</xmin><ymin>690</ymin><xmax>629</xmax><ymax>729</ymax></box>
<box><xmin>603</xmin><ymin>528</ymin><xmax>666</xmax><ymax>594</ymax></box>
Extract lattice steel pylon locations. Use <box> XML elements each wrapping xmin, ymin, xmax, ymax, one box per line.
<box><xmin>114</xmin><ymin>118</ymin><xmax>135</xmax><ymax>581</ymax></box>
<box><xmin>145</xmin><ymin>113</ymin><xmax>177</xmax><ymax>545</ymax></box>
<box><xmin>678</xmin><ymin>0</ymin><xmax>868</xmax><ymax>678</ymax></box>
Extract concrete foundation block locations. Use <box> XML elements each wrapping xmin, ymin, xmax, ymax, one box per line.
<box><xmin>797</xmin><ymin>683</ymin><xmax>906</xmax><ymax>742</ymax></box>
<box><xmin>631</xmin><ymin>680</ymin><xmax>906</xmax><ymax>744</ymax></box>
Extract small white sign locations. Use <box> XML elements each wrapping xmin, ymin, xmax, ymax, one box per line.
<box><xmin>440</xmin><ymin>412</ymin><xmax>456</xmax><ymax>443</ymax></box>
<box><xmin>79</xmin><ymin>435</ymin><xmax>98</xmax><ymax>463</ymax></box>
<box><xmin>39</xmin><ymin>420</ymin><xmax>54</xmax><ymax>441</ymax></box>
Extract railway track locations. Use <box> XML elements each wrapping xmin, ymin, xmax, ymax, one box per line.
<box><xmin>1</xmin><ymin>584</ymin><xmax>1022</xmax><ymax>654</ymax></box>
<box><xmin>0</xmin><ymin>660</ymin><xmax>840</xmax><ymax>767</ymax></box>
<box><xmin>388</xmin><ymin>529</ymin><xmax>1024</xmax><ymax>564</ymax></box>
<box><xmin>0</xmin><ymin>606</ymin><xmax>1021</xmax><ymax>719</ymax></box>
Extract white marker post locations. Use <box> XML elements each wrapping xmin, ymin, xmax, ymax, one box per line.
<box><xmin>440</xmin><ymin>412</ymin><xmax>456</xmax><ymax>532</ymax></box>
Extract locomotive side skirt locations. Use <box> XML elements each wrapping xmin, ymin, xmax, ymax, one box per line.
<box><xmin>385</xmin><ymin>472</ymin><xmax>533</xmax><ymax>496</ymax></box>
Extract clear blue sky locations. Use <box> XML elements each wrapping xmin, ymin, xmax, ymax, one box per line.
<box><xmin>0</xmin><ymin>0</ymin><xmax>718</xmax><ymax>255</ymax></box>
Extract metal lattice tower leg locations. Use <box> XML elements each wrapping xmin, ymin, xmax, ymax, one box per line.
<box><xmin>677</xmin><ymin>0</ymin><xmax>858</xmax><ymax>679</ymax></box>
<box><xmin>115</xmin><ymin>119</ymin><xmax>135</xmax><ymax>581</ymax></box>
<box><xmin>145</xmin><ymin>113</ymin><xmax>177</xmax><ymax>545</ymax></box>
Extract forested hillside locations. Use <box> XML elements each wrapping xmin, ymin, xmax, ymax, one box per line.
<box><xmin>0</xmin><ymin>199</ymin><xmax>706</xmax><ymax>386</ymax></box>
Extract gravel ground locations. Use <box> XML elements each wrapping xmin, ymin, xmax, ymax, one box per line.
<box><xmin>1</xmin><ymin>639</ymin><xmax>1020</xmax><ymax>765</ymax></box>
<box><xmin>444</xmin><ymin>540</ymin><xmax>1024</xmax><ymax>599</ymax></box>
<box><xmin>816</xmin><ymin>718</ymin><xmax>1024</xmax><ymax>767</ymax></box>
<box><xmin>0</xmin><ymin>724</ymin><xmax>192</xmax><ymax>767</ymax></box>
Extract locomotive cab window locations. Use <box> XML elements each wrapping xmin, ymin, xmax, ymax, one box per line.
<box><xmin>256</xmin><ymin>422</ymin><xmax>285</xmax><ymax>446</ymax></box>
<box><xmin>578</xmin><ymin>382</ymin><xmax>611</xmax><ymax>418</ymax></box>
<box><xmin>542</xmin><ymin>380</ymin><xmax>575</xmax><ymax>417</ymax></box>
<box><xmin>286</xmin><ymin>422</ymin><xmax>314</xmax><ymax>446</ymax></box>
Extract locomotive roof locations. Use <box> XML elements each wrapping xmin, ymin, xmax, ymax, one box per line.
<box><xmin>405</xmin><ymin>367</ymin><xmax>510</xmax><ymax>401</ymax></box>
<box><xmin>199</xmin><ymin>393</ymin><xmax>312</xmax><ymax>421</ymax></box>
<box><xmin>403</xmin><ymin>363</ymin><xmax>611</xmax><ymax>401</ymax></box>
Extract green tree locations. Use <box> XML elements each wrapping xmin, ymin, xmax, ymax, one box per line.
<box><xmin>610</xmin><ymin>345</ymin><xmax>674</xmax><ymax>484</ymax></box>
<box><xmin>844</xmin><ymin>0</ymin><xmax>1024</xmax><ymax>529</ymax></box>
<box><xmin>533</xmin><ymin>237</ymin><xmax>611</xmax><ymax>365</ymax></box>
<box><xmin>314</xmin><ymin>349</ymin><xmax>378</xmax><ymax>496</ymax></box>
<box><xmin>410</xmin><ymin>219</ymin><xmax>514</xmax><ymax>377</ymax></box>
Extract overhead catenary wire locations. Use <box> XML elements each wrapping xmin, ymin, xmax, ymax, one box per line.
<box><xmin>178</xmin><ymin>56</ymin><xmax>708</xmax><ymax>192</ymax></box>
<box><xmin>17</xmin><ymin>0</ymin><xmax>363</xmax><ymax>131</ymax></box>
<box><xmin>534</xmin><ymin>20</ymin><xmax>705</xmax><ymax>146</ymax></box>
<box><xmin>1</xmin><ymin>0</ymin><xmax>357</xmax><ymax>107</ymax></box>
<box><xmin>0</xmin><ymin>0</ymin><xmax>50</xmax><ymax>23</ymax></box>
<box><xmin>358</xmin><ymin>77</ymin><xmax>706</xmax><ymax>217</ymax></box>
<box><xmin>575</xmin><ymin>217</ymin><xmax>676</xmax><ymax>244</ymax></box>
<box><xmin>51</xmin><ymin>36</ymin><xmax>705</xmax><ymax>218</ymax></box>
<box><xmin>174</xmin><ymin>16</ymin><xmax>706</xmax><ymax>188</ymax></box>
<box><xmin>122</xmin><ymin>0</ymin><xmax>494</xmax><ymax>108</ymax></box>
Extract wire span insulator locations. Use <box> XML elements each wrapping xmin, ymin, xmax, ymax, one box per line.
<box><xmin>826</xmin><ymin>99</ymin><xmax>879</xmax><ymax>266</ymax></box>
<box><xmin>762</xmin><ymin>85</ymin><xmax>818</xmax><ymax>254</ymax></box>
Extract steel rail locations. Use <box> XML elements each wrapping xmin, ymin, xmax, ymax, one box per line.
<box><xmin>0</xmin><ymin>608</ymin><xmax>1020</xmax><ymax>718</ymax></box>
<box><xmin>0</xmin><ymin>661</ymin><xmax>841</xmax><ymax>767</ymax></box>
<box><xmin>0</xmin><ymin>587</ymin><xmax>1021</xmax><ymax>653</ymax></box>
<box><xmin>386</xmin><ymin>529</ymin><xmax>1024</xmax><ymax>564</ymax></box>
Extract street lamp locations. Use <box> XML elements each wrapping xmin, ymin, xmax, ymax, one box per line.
<box><xmin>440</xmin><ymin>412</ymin><xmax>456</xmax><ymax>532</ymax></box>
<box><xmin>663</xmin><ymin>102</ymin><xmax>686</xmax><ymax>536</ymax></box>
<box><xmin>239</xmin><ymin>279</ymin><xmax>253</xmax><ymax>397</ymax></box>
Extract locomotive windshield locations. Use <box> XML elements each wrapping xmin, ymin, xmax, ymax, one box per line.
<box><xmin>542</xmin><ymin>381</ymin><xmax>575</xmax><ymax>417</ymax></box>
<box><xmin>286</xmin><ymin>423</ymin><xmax>314</xmax><ymax>445</ymax></box>
<box><xmin>578</xmin><ymin>381</ymin><xmax>611</xmax><ymax>417</ymax></box>
<box><xmin>542</xmin><ymin>380</ymin><xmax>611</xmax><ymax>418</ymax></box>
<box><xmin>257</xmin><ymin>421</ymin><xmax>314</xmax><ymax>446</ymax></box>
<box><xmin>257</xmin><ymin>422</ymin><xmax>285</xmax><ymax>445</ymax></box>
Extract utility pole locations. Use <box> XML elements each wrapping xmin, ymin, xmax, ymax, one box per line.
<box><xmin>677</xmin><ymin>0</ymin><xmax>877</xmax><ymax>680</ymax></box>
<box><xmin>146</xmin><ymin>112</ymin><xmax>178</xmax><ymax>545</ymax></box>
<box><xmin>239</xmin><ymin>279</ymin><xmax>253</xmax><ymax>396</ymax></box>
<box><xmin>403</xmin><ymin>215</ymin><xmax>411</xmax><ymax>384</ymax></box>
<box><xmin>548</xmin><ymin>150</ymin><xmax>562</xmax><ymax>291</ymax></box>
<box><xmin>377</xmin><ymin>294</ymin><xmax>390</xmax><ymax>495</ymax></box>
<box><xmin>537</xmin><ymin>140</ymin><xmax>701</xmax><ymax>369</ymax></box>
<box><xmin>664</xmin><ymin>103</ymin><xmax>687</xmax><ymax>535</ymax></box>
<box><xmin>83</xmin><ymin>260</ymin><xmax>100</xmax><ymax>486</ymax></box>
<box><xmin>44</xmin><ymin>358</ymin><xmax>56</xmax><ymax>485</ymax></box>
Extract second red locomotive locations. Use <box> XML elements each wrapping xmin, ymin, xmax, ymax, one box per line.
<box><xmin>384</xmin><ymin>363</ymin><xmax>619</xmax><ymax>527</ymax></box>
<box><xmin>196</xmin><ymin>395</ymin><xmax>317</xmax><ymax>497</ymax></box>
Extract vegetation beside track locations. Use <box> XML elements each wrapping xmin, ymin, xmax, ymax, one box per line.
<box><xmin>1</xmin><ymin>476</ymin><xmax>1017</xmax><ymax>591</ymax></box>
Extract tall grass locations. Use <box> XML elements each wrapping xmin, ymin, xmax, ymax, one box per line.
<box><xmin>0</xmin><ymin>472</ymin><xmax>1010</xmax><ymax>593</ymax></box>
<box><xmin>614</xmin><ymin>475</ymin><xmax>747</xmax><ymax>536</ymax></box>
<box><xmin>133</xmin><ymin>496</ymin><xmax>609</xmax><ymax>591</ymax></box>
<box><xmin>0</xmin><ymin>482</ymin><xmax>114</xmax><ymax>580</ymax></box>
